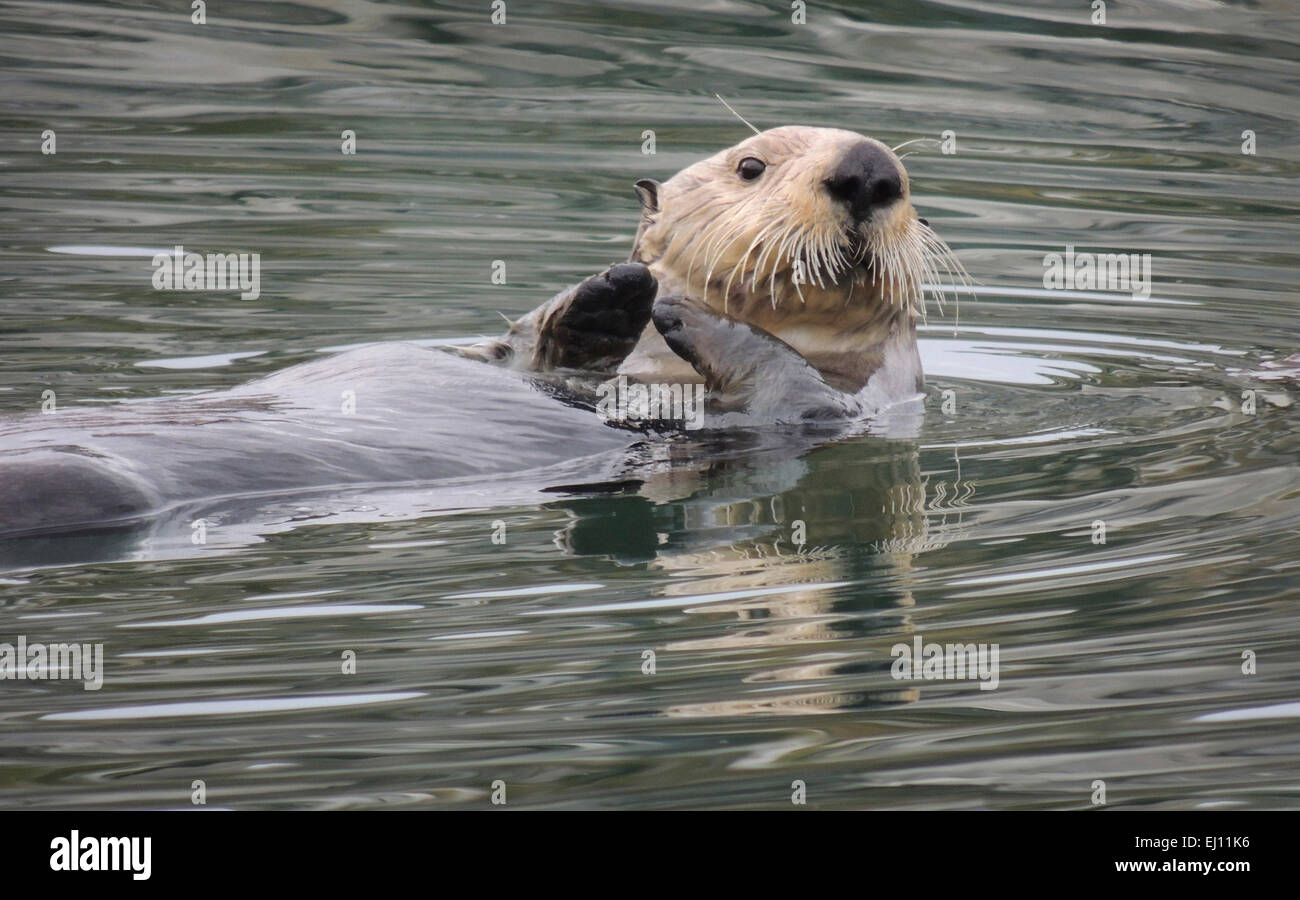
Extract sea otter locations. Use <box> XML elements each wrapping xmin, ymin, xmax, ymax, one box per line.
<box><xmin>472</xmin><ymin>125</ymin><xmax>964</xmax><ymax>400</ymax></box>
<box><xmin>0</xmin><ymin>126</ymin><xmax>962</xmax><ymax>544</ymax></box>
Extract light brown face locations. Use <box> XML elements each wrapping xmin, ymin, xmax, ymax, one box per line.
<box><xmin>631</xmin><ymin>126</ymin><xmax>938</xmax><ymax>325</ymax></box>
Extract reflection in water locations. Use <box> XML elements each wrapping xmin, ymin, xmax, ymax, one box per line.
<box><xmin>552</xmin><ymin>437</ymin><xmax>982</xmax><ymax>717</ymax></box>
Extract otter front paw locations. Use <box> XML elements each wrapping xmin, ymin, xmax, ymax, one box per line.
<box><xmin>651</xmin><ymin>293</ymin><xmax>862</xmax><ymax>423</ymax></box>
<box><xmin>532</xmin><ymin>262</ymin><xmax>658</xmax><ymax>371</ymax></box>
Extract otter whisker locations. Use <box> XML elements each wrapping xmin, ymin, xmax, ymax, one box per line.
<box><xmin>898</xmin><ymin>228</ymin><xmax>926</xmax><ymax>308</ymax></box>
<box><xmin>764</xmin><ymin>224</ymin><xmax>798</xmax><ymax>308</ymax></box>
<box><xmin>914</xmin><ymin>222</ymin><xmax>973</xmax><ymax>329</ymax></box>
<box><xmin>884</xmin><ymin>241</ymin><xmax>898</xmax><ymax>304</ymax></box>
<box><xmin>735</xmin><ymin>199</ymin><xmax>791</xmax><ymax>294</ymax></box>
<box><xmin>734</xmin><ymin>200</ymin><xmax>795</xmax><ymax>297</ymax></box>
<box><xmin>725</xmin><ymin>216</ymin><xmax>782</xmax><ymax>307</ymax></box>
<box><xmin>773</xmin><ymin>225</ymin><xmax>807</xmax><ymax>304</ymax></box>
<box><xmin>741</xmin><ymin>228</ymin><xmax>780</xmax><ymax>295</ymax></box>
<box><xmin>701</xmin><ymin>230</ymin><xmax>744</xmax><ymax>309</ymax></box>
<box><xmin>765</xmin><ymin>227</ymin><xmax>792</xmax><ymax>309</ymax></box>
<box><xmin>714</xmin><ymin>93</ymin><xmax>762</xmax><ymax>137</ymax></box>
<box><xmin>817</xmin><ymin>228</ymin><xmax>844</xmax><ymax>288</ymax></box>
<box><xmin>688</xmin><ymin>208</ymin><xmax>742</xmax><ymax>278</ymax></box>
<box><xmin>805</xmin><ymin>236</ymin><xmax>826</xmax><ymax>291</ymax></box>
<box><xmin>919</xmin><ymin>231</ymin><xmax>949</xmax><ymax>314</ymax></box>
<box><xmin>890</xmin><ymin>137</ymin><xmax>941</xmax><ymax>154</ymax></box>
<box><xmin>791</xmin><ymin>264</ymin><xmax>809</xmax><ymax>305</ymax></box>
<box><xmin>750</xmin><ymin>215</ymin><xmax>794</xmax><ymax>292</ymax></box>
<box><xmin>698</xmin><ymin>191</ymin><xmax>781</xmax><ymax>296</ymax></box>
<box><xmin>750</xmin><ymin>215</ymin><xmax>794</xmax><ymax>295</ymax></box>
<box><xmin>704</xmin><ymin>208</ymin><xmax>775</xmax><ymax>311</ymax></box>
<box><xmin>679</xmin><ymin>193</ymin><xmax>742</xmax><ymax>284</ymax></box>
<box><xmin>694</xmin><ymin>214</ymin><xmax>754</xmax><ymax>306</ymax></box>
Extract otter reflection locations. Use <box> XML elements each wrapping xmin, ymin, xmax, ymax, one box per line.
<box><xmin>551</xmin><ymin>440</ymin><xmax>975</xmax><ymax>717</ymax></box>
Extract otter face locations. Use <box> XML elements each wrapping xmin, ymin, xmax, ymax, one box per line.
<box><xmin>631</xmin><ymin>126</ymin><xmax>958</xmax><ymax>328</ymax></box>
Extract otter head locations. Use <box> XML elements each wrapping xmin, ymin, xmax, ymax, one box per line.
<box><xmin>628</xmin><ymin>126</ymin><xmax>963</xmax><ymax>389</ymax></box>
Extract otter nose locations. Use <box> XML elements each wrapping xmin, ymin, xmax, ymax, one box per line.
<box><xmin>823</xmin><ymin>142</ymin><xmax>903</xmax><ymax>222</ymax></box>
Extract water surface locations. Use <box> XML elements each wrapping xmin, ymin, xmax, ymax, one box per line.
<box><xmin>0</xmin><ymin>0</ymin><xmax>1298</xmax><ymax>809</ymax></box>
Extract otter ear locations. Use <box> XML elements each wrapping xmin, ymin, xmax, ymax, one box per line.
<box><xmin>633</xmin><ymin>178</ymin><xmax>660</xmax><ymax>213</ymax></box>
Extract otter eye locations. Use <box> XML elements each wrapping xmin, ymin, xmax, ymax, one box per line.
<box><xmin>737</xmin><ymin>157</ymin><xmax>766</xmax><ymax>181</ymax></box>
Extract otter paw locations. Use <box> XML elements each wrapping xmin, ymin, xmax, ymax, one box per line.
<box><xmin>534</xmin><ymin>263</ymin><xmax>658</xmax><ymax>370</ymax></box>
<box><xmin>651</xmin><ymin>293</ymin><xmax>862</xmax><ymax>423</ymax></box>
<box><xmin>650</xmin><ymin>294</ymin><xmax>732</xmax><ymax>385</ymax></box>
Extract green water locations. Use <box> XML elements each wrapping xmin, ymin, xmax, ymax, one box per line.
<box><xmin>0</xmin><ymin>0</ymin><xmax>1298</xmax><ymax>809</ymax></box>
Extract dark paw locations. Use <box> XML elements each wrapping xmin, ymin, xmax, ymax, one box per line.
<box><xmin>536</xmin><ymin>263</ymin><xmax>658</xmax><ymax>370</ymax></box>
<box><xmin>602</xmin><ymin>262</ymin><xmax>657</xmax><ymax>301</ymax></box>
<box><xmin>566</xmin><ymin>263</ymin><xmax>657</xmax><ymax>337</ymax></box>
